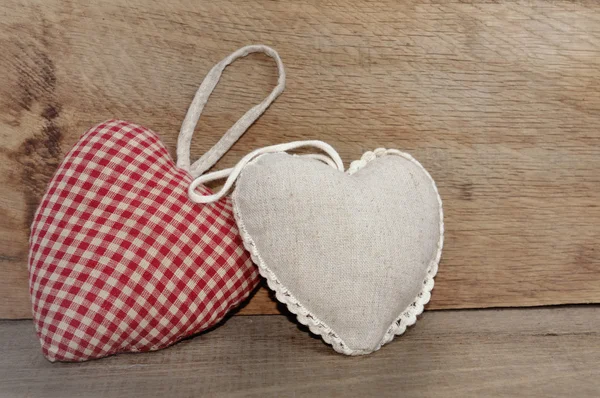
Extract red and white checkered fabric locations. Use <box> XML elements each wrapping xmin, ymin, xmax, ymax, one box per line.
<box><xmin>28</xmin><ymin>120</ymin><xmax>259</xmax><ymax>362</ymax></box>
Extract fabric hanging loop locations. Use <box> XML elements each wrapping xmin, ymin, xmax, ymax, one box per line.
<box><xmin>188</xmin><ymin>140</ymin><xmax>344</xmax><ymax>204</ymax></box>
<box><xmin>176</xmin><ymin>44</ymin><xmax>286</xmax><ymax>178</ymax></box>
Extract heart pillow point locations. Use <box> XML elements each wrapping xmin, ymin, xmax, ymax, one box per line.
<box><xmin>233</xmin><ymin>149</ymin><xmax>443</xmax><ymax>355</ymax></box>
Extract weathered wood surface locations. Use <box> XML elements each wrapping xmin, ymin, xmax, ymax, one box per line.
<box><xmin>1</xmin><ymin>307</ymin><xmax>599</xmax><ymax>397</ymax></box>
<box><xmin>1</xmin><ymin>0</ymin><xmax>600</xmax><ymax>318</ymax></box>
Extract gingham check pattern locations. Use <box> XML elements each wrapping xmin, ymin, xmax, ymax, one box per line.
<box><xmin>29</xmin><ymin>120</ymin><xmax>259</xmax><ymax>362</ymax></box>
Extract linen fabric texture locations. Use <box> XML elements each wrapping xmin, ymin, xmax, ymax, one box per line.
<box><xmin>233</xmin><ymin>150</ymin><xmax>443</xmax><ymax>355</ymax></box>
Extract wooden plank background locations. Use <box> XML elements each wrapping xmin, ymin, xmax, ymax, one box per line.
<box><xmin>1</xmin><ymin>0</ymin><xmax>599</xmax><ymax>318</ymax></box>
<box><xmin>2</xmin><ymin>307</ymin><xmax>600</xmax><ymax>397</ymax></box>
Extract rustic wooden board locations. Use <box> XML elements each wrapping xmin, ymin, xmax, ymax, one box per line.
<box><xmin>1</xmin><ymin>0</ymin><xmax>600</xmax><ymax>318</ymax></box>
<box><xmin>1</xmin><ymin>307</ymin><xmax>599</xmax><ymax>397</ymax></box>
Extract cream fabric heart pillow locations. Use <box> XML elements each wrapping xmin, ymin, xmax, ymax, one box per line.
<box><xmin>232</xmin><ymin>149</ymin><xmax>443</xmax><ymax>355</ymax></box>
<box><xmin>190</xmin><ymin>145</ymin><xmax>443</xmax><ymax>355</ymax></box>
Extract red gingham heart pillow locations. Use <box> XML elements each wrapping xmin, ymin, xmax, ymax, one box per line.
<box><xmin>28</xmin><ymin>45</ymin><xmax>285</xmax><ymax>361</ymax></box>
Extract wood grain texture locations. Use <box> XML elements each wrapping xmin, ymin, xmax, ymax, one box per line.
<box><xmin>1</xmin><ymin>0</ymin><xmax>600</xmax><ymax>318</ymax></box>
<box><xmin>1</xmin><ymin>307</ymin><xmax>599</xmax><ymax>397</ymax></box>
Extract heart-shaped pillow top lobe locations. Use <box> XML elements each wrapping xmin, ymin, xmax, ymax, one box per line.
<box><xmin>29</xmin><ymin>120</ymin><xmax>259</xmax><ymax>361</ymax></box>
<box><xmin>233</xmin><ymin>149</ymin><xmax>443</xmax><ymax>355</ymax></box>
